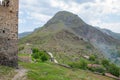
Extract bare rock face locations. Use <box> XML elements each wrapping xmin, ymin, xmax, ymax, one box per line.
<box><xmin>0</xmin><ymin>0</ymin><xmax>18</xmax><ymax>68</ymax></box>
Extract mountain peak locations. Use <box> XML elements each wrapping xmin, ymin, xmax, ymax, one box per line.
<box><xmin>45</xmin><ymin>11</ymin><xmax>86</xmax><ymax>27</ymax></box>
<box><xmin>54</xmin><ymin>11</ymin><xmax>75</xmax><ymax>16</ymax></box>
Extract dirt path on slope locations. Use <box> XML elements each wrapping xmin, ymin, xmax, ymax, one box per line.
<box><xmin>12</xmin><ymin>68</ymin><xmax>27</xmax><ymax>80</ymax></box>
<box><xmin>47</xmin><ymin>52</ymin><xmax>58</xmax><ymax>63</ymax></box>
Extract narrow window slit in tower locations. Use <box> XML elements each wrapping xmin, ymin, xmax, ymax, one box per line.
<box><xmin>3</xmin><ymin>30</ymin><xmax>5</xmax><ymax>33</ymax></box>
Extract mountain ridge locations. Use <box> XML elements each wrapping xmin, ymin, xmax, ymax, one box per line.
<box><xmin>19</xmin><ymin>11</ymin><xmax>120</xmax><ymax>65</ymax></box>
<box><xmin>96</xmin><ymin>27</ymin><xmax>120</xmax><ymax>40</ymax></box>
<box><xmin>19</xmin><ymin>31</ymin><xmax>32</xmax><ymax>38</ymax></box>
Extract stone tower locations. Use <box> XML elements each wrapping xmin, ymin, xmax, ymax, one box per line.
<box><xmin>0</xmin><ymin>0</ymin><xmax>18</xmax><ymax>67</ymax></box>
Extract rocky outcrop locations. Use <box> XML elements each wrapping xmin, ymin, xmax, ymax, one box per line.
<box><xmin>0</xmin><ymin>0</ymin><xmax>18</xmax><ymax>68</ymax></box>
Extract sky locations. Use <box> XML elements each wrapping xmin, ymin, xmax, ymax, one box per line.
<box><xmin>19</xmin><ymin>0</ymin><xmax>120</xmax><ymax>33</ymax></box>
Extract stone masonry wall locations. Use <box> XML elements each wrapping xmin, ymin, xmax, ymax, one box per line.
<box><xmin>0</xmin><ymin>0</ymin><xmax>18</xmax><ymax>68</ymax></box>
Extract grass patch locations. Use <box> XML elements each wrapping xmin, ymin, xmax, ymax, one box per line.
<box><xmin>20</xmin><ymin>62</ymin><xmax>114</xmax><ymax>80</ymax></box>
<box><xmin>0</xmin><ymin>65</ymin><xmax>16</xmax><ymax>80</ymax></box>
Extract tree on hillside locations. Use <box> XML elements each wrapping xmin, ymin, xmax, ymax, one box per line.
<box><xmin>31</xmin><ymin>48</ymin><xmax>49</xmax><ymax>62</ymax></box>
<box><xmin>108</xmin><ymin>64</ymin><xmax>120</xmax><ymax>77</ymax></box>
<box><xmin>89</xmin><ymin>55</ymin><xmax>96</xmax><ymax>61</ymax></box>
<box><xmin>102</xmin><ymin>59</ymin><xmax>110</xmax><ymax>69</ymax></box>
<box><xmin>69</xmin><ymin>58</ymin><xmax>88</xmax><ymax>70</ymax></box>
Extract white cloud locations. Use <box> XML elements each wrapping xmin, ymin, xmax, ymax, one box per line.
<box><xmin>19</xmin><ymin>0</ymin><xmax>120</xmax><ymax>33</ymax></box>
<box><xmin>29</xmin><ymin>12</ymin><xmax>51</xmax><ymax>23</ymax></box>
<box><xmin>20</xmin><ymin>0</ymin><xmax>52</xmax><ymax>22</ymax></box>
<box><xmin>49</xmin><ymin>0</ymin><xmax>120</xmax><ymax>16</ymax></box>
<box><xmin>48</xmin><ymin>0</ymin><xmax>120</xmax><ymax>33</ymax></box>
<box><xmin>19</xmin><ymin>18</ymin><xmax>26</xmax><ymax>24</ymax></box>
<box><xmin>49</xmin><ymin>0</ymin><xmax>120</xmax><ymax>26</ymax></box>
<box><xmin>99</xmin><ymin>22</ymin><xmax>120</xmax><ymax>33</ymax></box>
<box><xmin>89</xmin><ymin>19</ymin><xmax>120</xmax><ymax>33</ymax></box>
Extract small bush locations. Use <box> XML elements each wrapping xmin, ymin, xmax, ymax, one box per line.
<box><xmin>86</xmin><ymin>45</ymin><xmax>92</xmax><ymax>49</ymax></box>
<box><xmin>32</xmin><ymin>48</ymin><xmax>39</xmax><ymax>53</ymax></box>
<box><xmin>102</xmin><ymin>59</ymin><xmax>110</xmax><ymax>69</ymax></box>
<box><xmin>108</xmin><ymin>64</ymin><xmax>120</xmax><ymax>77</ymax></box>
<box><xmin>31</xmin><ymin>48</ymin><xmax>49</xmax><ymax>62</ymax></box>
<box><xmin>88</xmin><ymin>66</ymin><xmax>105</xmax><ymax>73</ymax></box>
<box><xmin>89</xmin><ymin>55</ymin><xmax>96</xmax><ymax>61</ymax></box>
<box><xmin>69</xmin><ymin>58</ymin><xmax>88</xmax><ymax>70</ymax></box>
<box><xmin>41</xmin><ymin>54</ymin><xmax>49</xmax><ymax>62</ymax></box>
<box><xmin>19</xmin><ymin>46</ymin><xmax>24</xmax><ymax>51</ymax></box>
<box><xmin>102</xmin><ymin>59</ymin><xmax>120</xmax><ymax>77</ymax></box>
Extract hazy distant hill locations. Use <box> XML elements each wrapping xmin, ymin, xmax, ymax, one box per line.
<box><xmin>19</xmin><ymin>32</ymin><xmax>32</xmax><ymax>38</ymax></box>
<box><xmin>96</xmin><ymin>27</ymin><xmax>120</xmax><ymax>40</ymax></box>
<box><xmin>19</xmin><ymin>11</ymin><xmax>120</xmax><ymax>64</ymax></box>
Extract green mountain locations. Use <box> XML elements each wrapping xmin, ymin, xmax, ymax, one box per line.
<box><xmin>19</xmin><ymin>11</ymin><xmax>120</xmax><ymax>65</ymax></box>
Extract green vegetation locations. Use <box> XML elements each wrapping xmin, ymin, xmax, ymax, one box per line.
<box><xmin>69</xmin><ymin>58</ymin><xmax>88</xmax><ymax>70</ymax></box>
<box><xmin>31</xmin><ymin>48</ymin><xmax>50</xmax><ymax>62</ymax></box>
<box><xmin>108</xmin><ymin>64</ymin><xmax>120</xmax><ymax>77</ymax></box>
<box><xmin>102</xmin><ymin>59</ymin><xmax>120</xmax><ymax>77</ymax></box>
<box><xmin>18</xmin><ymin>46</ymin><xmax>118</xmax><ymax>80</ymax></box>
<box><xmin>0</xmin><ymin>66</ymin><xmax>15</xmax><ymax>80</ymax></box>
<box><xmin>68</xmin><ymin>57</ymin><xmax>105</xmax><ymax>74</ymax></box>
<box><xmin>86</xmin><ymin>45</ymin><xmax>92</xmax><ymax>49</ymax></box>
<box><xmin>102</xmin><ymin>59</ymin><xmax>110</xmax><ymax>69</ymax></box>
<box><xmin>19</xmin><ymin>20</ymin><xmax>103</xmax><ymax>66</ymax></box>
<box><xmin>19</xmin><ymin>46</ymin><xmax>24</xmax><ymax>51</ymax></box>
<box><xmin>88</xmin><ymin>66</ymin><xmax>105</xmax><ymax>74</ymax></box>
<box><xmin>17</xmin><ymin>50</ymin><xmax>116</xmax><ymax>80</ymax></box>
<box><xmin>20</xmin><ymin>62</ymin><xmax>114</xmax><ymax>80</ymax></box>
<box><xmin>89</xmin><ymin>55</ymin><xmax>96</xmax><ymax>61</ymax></box>
<box><xmin>68</xmin><ymin>55</ymin><xmax>120</xmax><ymax>77</ymax></box>
<box><xmin>0</xmin><ymin>66</ymin><xmax>13</xmax><ymax>75</ymax></box>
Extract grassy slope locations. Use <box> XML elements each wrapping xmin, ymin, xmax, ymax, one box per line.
<box><xmin>19</xmin><ymin>25</ymin><xmax>103</xmax><ymax>64</ymax></box>
<box><xmin>20</xmin><ymin>62</ymin><xmax>114</xmax><ymax>80</ymax></box>
<box><xmin>0</xmin><ymin>61</ymin><xmax>115</xmax><ymax>80</ymax></box>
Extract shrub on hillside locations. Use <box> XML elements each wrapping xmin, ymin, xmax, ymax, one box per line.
<box><xmin>69</xmin><ymin>58</ymin><xmax>88</xmax><ymax>70</ymax></box>
<box><xmin>31</xmin><ymin>48</ymin><xmax>49</xmax><ymax>62</ymax></box>
<box><xmin>102</xmin><ymin>59</ymin><xmax>110</xmax><ymax>69</ymax></box>
<box><xmin>108</xmin><ymin>64</ymin><xmax>120</xmax><ymax>77</ymax></box>
<box><xmin>102</xmin><ymin>59</ymin><xmax>120</xmax><ymax>77</ymax></box>
<box><xmin>86</xmin><ymin>45</ymin><xmax>92</xmax><ymax>49</ymax></box>
<box><xmin>88</xmin><ymin>66</ymin><xmax>106</xmax><ymax>73</ymax></box>
<box><xmin>19</xmin><ymin>46</ymin><xmax>24</xmax><ymax>51</ymax></box>
<box><xmin>32</xmin><ymin>48</ymin><xmax>39</xmax><ymax>53</ymax></box>
<box><xmin>41</xmin><ymin>54</ymin><xmax>49</xmax><ymax>62</ymax></box>
<box><xmin>89</xmin><ymin>55</ymin><xmax>96</xmax><ymax>61</ymax></box>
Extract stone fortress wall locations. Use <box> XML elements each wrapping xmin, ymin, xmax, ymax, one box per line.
<box><xmin>0</xmin><ymin>0</ymin><xmax>18</xmax><ymax>67</ymax></box>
